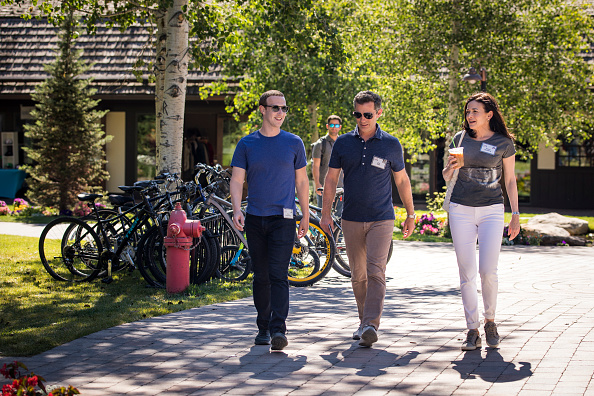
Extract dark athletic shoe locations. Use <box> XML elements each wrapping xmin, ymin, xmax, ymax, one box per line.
<box><xmin>270</xmin><ymin>333</ymin><xmax>288</xmax><ymax>351</ymax></box>
<box><xmin>461</xmin><ymin>329</ymin><xmax>481</xmax><ymax>351</ymax></box>
<box><xmin>254</xmin><ymin>329</ymin><xmax>270</xmax><ymax>345</ymax></box>
<box><xmin>358</xmin><ymin>325</ymin><xmax>378</xmax><ymax>347</ymax></box>
<box><xmin>484</xmin><ymin>322</ymin><xmax>500</xmax><ymax>348</ymax></box>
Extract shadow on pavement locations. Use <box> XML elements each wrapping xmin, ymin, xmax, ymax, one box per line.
<box><xmin>451</xmin><ymin>348</ymin><xmax>532</xmax><ymax>382</ymax></box>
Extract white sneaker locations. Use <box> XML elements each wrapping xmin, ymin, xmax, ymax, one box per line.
<box><xmin>358</xmin><ymin>325</ymin><xmax>378</xmax><ymax>347</ymax></box>
<box><xmin>352</xmin><ymin>324</ymin><xmax>363</xmax><ymax>340</ymax></box>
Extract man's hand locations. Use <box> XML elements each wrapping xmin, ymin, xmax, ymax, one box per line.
<box><xmin>297</xmin><ymin>215</ymin><xmax>309</xmax><ymax>238</ymax></box>
<box><xmin>233</xmin><ymin>211</ymin><xmax>245</xmax><ymax>231</ymax></box>
<box><xmin>402</xmin><ymin>217</ymin><xmax>415</xmax><ymax>239</ymax></box>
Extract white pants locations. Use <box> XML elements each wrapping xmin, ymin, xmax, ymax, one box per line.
<box><xmin>449</xmin><ymin>203</ymin><xmax>504</xmax><ymax>329</ymax></box>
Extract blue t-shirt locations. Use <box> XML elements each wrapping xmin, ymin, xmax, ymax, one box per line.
<box><xmin>231</xmin><ymin>130</ymin><xmax>307</xmax><ymax>217</ymax></box>
<box><xmin>329</xmin><ymin>124</ymin><xmax>405</xmax><ymax>222</ymax></box>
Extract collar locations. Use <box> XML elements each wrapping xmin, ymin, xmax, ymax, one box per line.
<box><xmin>353</xmin><ymin>124</ymin><xmax>383</xmax><ymax>140</ymax></box>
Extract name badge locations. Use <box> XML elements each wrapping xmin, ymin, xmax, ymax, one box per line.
<box><xmin>480</xmin><ymin>143</ymin><xmax>497</xmax><ymax>155</ymax></box>
<box><xmin>283</xmin><ymin>208</ymin><xmax>293</xmax><ymax>219</ymax></box>
<box><xmin>371</xmin><ymin>156</ymin><xmax>387</xmax><ymax>169</ymax></box>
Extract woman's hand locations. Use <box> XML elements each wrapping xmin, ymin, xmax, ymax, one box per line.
<box><xmin>507</xmin><ymin>214</ymin><xmax>521</xmax><ymax>240</ymax></box>
<box><xmin>446</xmin><ymin>155</ymin><xmax>461</xmax><ymax>170</ymax></box>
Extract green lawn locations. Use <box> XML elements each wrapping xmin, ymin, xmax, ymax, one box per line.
<box><xmin>0</xmin><ymin>234</ymin><xmax>252</xmax><ymax>357</ymax></box>
<box><xmin>392</xmin><ymin>210</ymin><xmax>594</xmax><ymax>242</ymax></box>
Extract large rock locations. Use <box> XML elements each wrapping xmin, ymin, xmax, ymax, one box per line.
<box><xmin>525</xmin><ymin>213</ymin><xmax>589</xmax><ymax>236</ymax></box>
<box><xmin>523</xmin><ymin>223</ymin><xmax>569</xmax><ymax>237</ymax></box>
<box><xmin>540</xmin><ymin>235</ymin><xmax>588</xmax><ymax>246</ymax></box>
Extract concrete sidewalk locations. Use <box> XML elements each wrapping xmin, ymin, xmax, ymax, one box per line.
<box><xmin>2</xmin><ymin>238</ymin><xmax>593</xmax><ymax>395</ymax></box>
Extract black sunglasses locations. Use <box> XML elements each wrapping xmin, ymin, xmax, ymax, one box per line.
<box><xmin>263</xmin><ymin>105</ymin><xmax>289</xmax><ymax>113</ymax></box>
<box><xmin>353</xmin><ymin>111</ymin><xmax>375</xmax><ymax>119</ymax></box>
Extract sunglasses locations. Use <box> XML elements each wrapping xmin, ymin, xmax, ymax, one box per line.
<box><xmin>263</xmin><ymin>105</ymin><xmax>289</xmax><ymax>113</ymax></box>
<box><xmin>328</xmin><ymin>123</ymin><xmax>341</xmax><ymax>128</ymax></box>
<box><xmin>353</xmin><ymin>111</ymin><xmax>375</xmax><ymax>119</ymax></box>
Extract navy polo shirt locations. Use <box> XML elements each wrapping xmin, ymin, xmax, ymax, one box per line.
<box><xmin>328</xmin><ymin>124</ymin><xmax>405</xmax><ymax>222</ymax></box>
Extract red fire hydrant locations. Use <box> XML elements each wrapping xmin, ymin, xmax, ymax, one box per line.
<box><xmin>164</xmin><ymin>202</ymin><xmax>205</xmax><ymax>293</ymax></box>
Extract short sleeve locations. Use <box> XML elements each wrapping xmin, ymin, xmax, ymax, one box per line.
<box><xmin>502</xmin><ymin>139</ymin><xmax>516</xmax><ymax>159</ymax></box>
<box><xmin>328</xmin><ymin>139</ymin><xmax>341</xmax><ymax>169</ymax></box>
<box><xmin>295</xmin><ymin>139</ymin><xmax>307</xmax><ymax>169</ymax></box>
<box><xmin>312</xmin><ymin>141</ymin><xmax>322</xmax><ymax>159</ymax></box>
<box><xmin>230</xmin><ymin>139</ymin><xmax>247</xmax><ymax>170</ymax></box>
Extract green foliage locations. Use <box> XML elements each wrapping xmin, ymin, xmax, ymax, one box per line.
<box><xmin>205</xmin><ymin>0</ymin><xmax>353</xmax><ymax>144</ymax></box>
<box><xmin>426</xmin><ymin>190</ymin><xmax>446</xmax><ymax>213</ymax></box>
<box><xmin>21</xmin><ymin>11</ymin><xmax>110</xmax><ymax>212</ymax></box>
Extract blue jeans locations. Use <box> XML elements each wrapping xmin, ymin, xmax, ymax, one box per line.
<box><xmin>245</xmin><ymin>214</ymin><xmax>296</xmax><ymax>335</ymax></box>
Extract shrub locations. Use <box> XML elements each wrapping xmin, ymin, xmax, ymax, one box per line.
<box><xmin>1</xmin><ymin>361</ymin><xmax>79</xmax><ymax>395</ymax></box>
<box><xmin>503</xmin><ymin>226</ymin><xmax>542</xmax><ymax>246</ymax></box>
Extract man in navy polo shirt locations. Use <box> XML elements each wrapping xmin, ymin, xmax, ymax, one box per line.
<box><xmin>230</xmin><ymin>90</ymin><xmax>310</xmax><ymax>351</ymax></box>
<box><xmin>321</xmin><ymin>90</ymin><xmax>415</xmax><ymax>348</ymax></box>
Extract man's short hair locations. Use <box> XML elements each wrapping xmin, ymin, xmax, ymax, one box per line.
<box><xmin>259</xmin><ymin>90</ymin><xmax>285</xmax><ymax>107</ymax></box>
<box><xmin>353</xmin><ymin>91</ymin><xmax>382</xmax><ymax>110</ymax></box>
<box><xmin>326</xmin><ymin>115</ymin><xmax>342</xmax><ymax>124</ymax></box>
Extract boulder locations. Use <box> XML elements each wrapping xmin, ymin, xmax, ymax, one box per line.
<box><xmin>540</xmin><ymin>235</ymin><xmax>588</xmax><ymax>246</ymax></box>
<box><xmin>522</xmin><ymin>223</ymin><xmax>569</xmax><ymax>238</ymax></box>
<box><xmin>526</xmin><ymin>213</ymin><xmax>589</xmax><ymax>236</ymax></box>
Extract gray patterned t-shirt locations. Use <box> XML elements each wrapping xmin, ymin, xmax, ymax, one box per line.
<box><xmin>450</xmin><ymin>131</ymin><xmax>516</xmax><ymax>207</ymax></box>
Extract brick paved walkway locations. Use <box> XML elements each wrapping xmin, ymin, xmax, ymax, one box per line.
<box><xmin>6</xmin><ymin>241</ymin><xmax>594</xmax><ymax>395</ymax></box>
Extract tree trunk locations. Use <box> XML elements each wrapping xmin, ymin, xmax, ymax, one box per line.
<box><xmin>308</xmin><ymin>103</ymin><xmax>319</xmax><ymax>142</ymax></box>
<box><xmin>154</xmin><ymin>9</ymin><xmax>167</xmax><ymax>172</ymax></box>
<box><xmin>157</xmin><ymin>0</ymin><xmax>189</xmax><ymax>175</ymax></box>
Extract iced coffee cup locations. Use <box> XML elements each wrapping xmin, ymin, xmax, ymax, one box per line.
<box><xmin>449</xmin><ymin>147</ymin><xmax>464</xmax><ymax>167</ymax></box>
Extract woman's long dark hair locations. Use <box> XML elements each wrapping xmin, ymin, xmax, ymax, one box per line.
<box><xmin>463</xmin><ymin>92</ymin><xmax>514</xmax><ymax>140</ymax></box>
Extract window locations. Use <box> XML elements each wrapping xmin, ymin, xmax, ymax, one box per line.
<box><xmin>137</xmin><ymin>114</ymin><xmax>157</xmax><ymax>180</ymax></box>
<box><xmin>558</xmin><ymin>137</ymin><xmax>594</xmax><ymax>168</ymax></box>
<box><xmin>410</xmin><ymin>153</ymin><xmax>431</xmax><ymax>196</ymax></box>
<box><xmin>222</xmin><ymin>118</ymin><xmax>246</xmax><ymax>167</ymax></box>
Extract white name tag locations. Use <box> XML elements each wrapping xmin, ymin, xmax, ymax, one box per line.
<box><xmin>371</xmin><ymin>156</ymin><xmax>387</xmax><ymax>169</ymax></box>
<box><xmin>480</xmin><ymin>143</ymin><xmax>497</xmax><ymax>155</ymax></box>
<box><xmin>283</xmin><ymin>208</ymin><xmax>293</xmax><ymax>219</ymax></box>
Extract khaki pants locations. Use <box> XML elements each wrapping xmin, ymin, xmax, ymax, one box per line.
<box><xmin>342</xmin><ymin>219</ymin><xmax>394</xmax><ymax>330</ymax></box>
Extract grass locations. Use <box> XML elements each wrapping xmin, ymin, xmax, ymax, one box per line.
<box><xmin>0</xmin><ymin>234</ymin><xmax>252</xmax><ymax>357</ymax></box>
<box><xmin>392</xmin><ymin>210</ymin><xmax>594</xmax><ymax>242</ymax></box>
<box><xmin>0</xmin><ymin>215</ymin><xmax>58</xmax><ymax>224</ymax></box>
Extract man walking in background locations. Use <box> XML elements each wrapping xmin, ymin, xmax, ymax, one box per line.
<box><xmin>312</xmin><ymin>115</ymin><xmax>344</xmax><ymax>216</ymax></box>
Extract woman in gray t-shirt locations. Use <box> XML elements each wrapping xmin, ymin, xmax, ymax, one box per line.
<box><xmin>442</xmin><ymin>92</ymin><xmax>520</xmax><ymax>352</ymax></box>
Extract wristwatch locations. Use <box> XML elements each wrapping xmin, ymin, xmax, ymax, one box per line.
<box><xmin>511</xmin><ymin>211</ymin><xmax>520</xmax><ymax>215</ymax></box>
<box><xmin>407</xmin><ymin>214</ymin><xmax>416</xmax><ymax>219</ymax></box>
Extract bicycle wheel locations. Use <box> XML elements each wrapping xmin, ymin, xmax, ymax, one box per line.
<box><xmin>332</xmin><ymin>226</ymin><xmax>351</xmax><ymax>277</ymax></box>
<box><xmin>216</xmin><ymin>245</ymin><xmax>252</xmax><ymax>282</ymax></box>
<box><xmin>190</xmin><ymin>229</ymin><xmax>219</xmax><ymax>285</ymax></box>
<box><xmin>39</xmin><ymin>217</ymin><xmax>103</xmax><ymax>282</ymax></box>
<box><xmin>137</xmin><ymin>226</ymin><xmax>165</xmax><ymax>288</ymax></box>
<box><xmin>288</xmin><ymin>243</ymin><xmax>321</xmax><ymax>287</ymax></box>
<box><xmin>288</xmin><ymin>217</ymin><xmax>334</xmax><ymax>287</ymax></box>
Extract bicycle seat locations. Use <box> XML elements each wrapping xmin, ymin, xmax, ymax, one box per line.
<box><xmin>108</xmin><ymin>195</ymin><xmax>134</xmax><ymax>207</ymax></box>
<box><xmin>77</xmin><ymin>193</ymin><xmax>103</xmax><ymax>202</ymax></box>
<box><xmin>118</xmin><ymin>185</ymin><xmax>144</xmax><ymax>193</ymax></box>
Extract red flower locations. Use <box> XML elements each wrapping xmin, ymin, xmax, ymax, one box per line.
<box><xmin>27</xmin><ymin>376</ymin><xmax>38</xmax><ymax>388</ymax></box>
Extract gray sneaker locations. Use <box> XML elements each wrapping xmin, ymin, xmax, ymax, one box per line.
<box><xmin>461</xmin><ymin>329</ymin><xmax>481</xmax><ymax>351</ymax></box>
<box><xmin>484</xmin><ymin>322</ymin><xmax>500</xmax><ymax>348</ymax></box>
<box><xmin>352</xmin><ymin>325</ymin><xmax>363</xmax><ymax>340</ymax></box>
<box><xmin>358</xmin><ymin>325</ymin><xmax>378</xmax><ymax>347</ymax></box>
<box><xmin>270</xmin><ymin>332</ymin><xmax>288</xmax><ymax>351</ymax></box>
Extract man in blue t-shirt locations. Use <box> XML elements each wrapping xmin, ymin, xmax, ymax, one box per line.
<box><xmin>321</xmin><ymin>91</ymin><xmax>415</xmax><ymax>348</ymax></box>
<box><xmin>230</xmin><ymin>90</ymin><xmax>310</xmax><ymax>351</ymax></box>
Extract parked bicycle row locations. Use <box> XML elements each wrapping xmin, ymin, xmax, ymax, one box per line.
<box><xmin>37</xmin><ymin>163</ymin><xmax>385</xmax><ymax>288</ymax></box>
